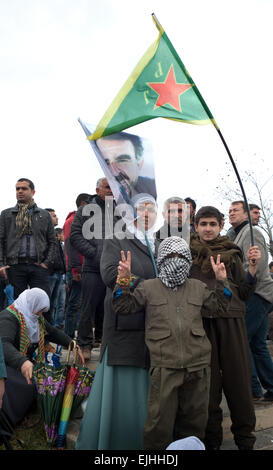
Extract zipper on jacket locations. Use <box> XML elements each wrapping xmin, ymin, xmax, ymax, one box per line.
<box><xmin>176</xmin><ymin>305</ymin><xmax>184</xmax><ymax>368</ymax></box>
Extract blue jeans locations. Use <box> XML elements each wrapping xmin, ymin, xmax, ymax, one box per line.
<box><xmin>48</xmin><ymin>273</ymin><xmax>64</xmax><ymax>326</ymax></box>
<box><xmin>64</xmin><ymin>271</ymin><xmax>82</xmax><ymax>339</ymax></box>
<box><xmin>53</xmin><ymin>277</ymin><xmax>66</xmax><ymax>328</ymax></box>
<box><xmin>245</xmin><ymin>293</ymin><xmax>273</xmax><ymax>397</ymax></box>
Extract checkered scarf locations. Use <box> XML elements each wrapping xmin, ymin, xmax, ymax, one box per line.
<box><xmin>157</xmin><ymin>236</ymin><xmax>192</xmax><ymax>289</ymax></box>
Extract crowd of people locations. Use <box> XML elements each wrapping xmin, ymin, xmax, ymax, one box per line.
<box><xmin>0</xmin><ymin>174</ymin><xmax>273</xmax><ymax>452</ymax></box>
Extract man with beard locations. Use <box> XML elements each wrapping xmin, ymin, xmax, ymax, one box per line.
<box><xmin>189</xmin><ymin>205</ymin><xmax>261</xmax><ymax>450</ymax></box>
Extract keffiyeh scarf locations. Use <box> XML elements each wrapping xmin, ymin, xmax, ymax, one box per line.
<box><xmin>157</xmin><ymin>236</ymin><xmax>192</xmax><ymax>290</ymax></box>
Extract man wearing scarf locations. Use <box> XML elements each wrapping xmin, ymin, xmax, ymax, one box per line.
<box><xmin>190</xmin><ymin>206</ymin><xmax>261</xmax><ymax>450</ymax></box>
<box><xmin>0</xmin><ymin>179</ymin><xmax>56</xmax><ymax>316</ymax></box>
<box><xmin>113</xmin><ymin>236</ymin><xmax>232</xmax><ymax>450</ymax></box>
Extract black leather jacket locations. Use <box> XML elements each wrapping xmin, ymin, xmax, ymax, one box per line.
<box><xmin>0</xmin><ymin>204</ymin><xmax>57</xmax><ymax>268</ymax></box>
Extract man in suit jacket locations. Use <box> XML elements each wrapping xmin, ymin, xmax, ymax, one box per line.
<box><xmin>229</xmin><ymin>200</ymin><xmax>273</xmax><ymax>401</ymax></box>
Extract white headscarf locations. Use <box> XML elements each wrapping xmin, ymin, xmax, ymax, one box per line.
<box><xmin>128</xmin><ymin>193</ymin><xmax>157</xmax><ymax>253</ymax></box>
<box><xmin>13</xmin><ymin>288</ymin><xmax>50</xmax><ymax>343</ymax></box>
<box><xmin>166</xmin><ymin>436</ymin><xmax>205</xmax><ymax>450</ymax></box>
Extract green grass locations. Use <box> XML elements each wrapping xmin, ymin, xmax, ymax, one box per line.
<box><xmin>0</xmin><ymin>407</ymin><xmax>52</xmax><ymax>451</ymax></box>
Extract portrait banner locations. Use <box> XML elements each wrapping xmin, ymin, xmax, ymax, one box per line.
<box><xmin>78</xmin><ymin>118</ymin><xmax>157</xmax><ymax>227</ymax></box>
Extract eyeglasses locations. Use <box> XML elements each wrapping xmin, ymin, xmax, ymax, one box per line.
<box><xmin>137</xmin><ymin>205</ymin><xmax>156</xmax><ymax>214</ymax></box>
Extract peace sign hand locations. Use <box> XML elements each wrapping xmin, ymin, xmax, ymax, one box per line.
<box><xmin>118</xmin><ymin>250</ymin><xmax>132</xmax><ymax>279</ymax></box>
<box><xmin>210</xmin><ymin>254</ymin><xmax>227</xmax><ymax>281</ymax></box>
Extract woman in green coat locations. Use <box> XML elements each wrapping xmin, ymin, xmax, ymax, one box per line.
<box><xmin>76</xmin><ymin>194</ymin><xmax>159</xmax><ymax>450</ymax></box>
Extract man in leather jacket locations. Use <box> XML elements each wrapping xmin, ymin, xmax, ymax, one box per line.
<box><xmin>0</xmin><ymin>178</ymin><xmax>56</xmax><ymax>319</ymax></box>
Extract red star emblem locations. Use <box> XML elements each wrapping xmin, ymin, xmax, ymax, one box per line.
<box><xmin>148</xmin><ymin>65</ymin><xmax>193</xmax><ymax>112</ymax></box>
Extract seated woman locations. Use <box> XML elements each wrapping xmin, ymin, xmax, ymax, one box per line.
<box><xmin>0</xmin><ymin>287</ymin><xmax>84</xmax><ymax>427</ymax></box>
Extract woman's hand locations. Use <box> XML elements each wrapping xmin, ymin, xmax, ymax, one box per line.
<box><xmin>21</xmin><ymin>360</ymin><xmax>33</xmax><ymax>385</ymax></box>
<box><xmin>118</xmin><ymin>250</ymin><xmax>131</xmax><ymax>279</ymax></box>
<box><xmin>210</xmin><ymin>255</ymin><xmax>227</xmax><ymax>281</ymax></box>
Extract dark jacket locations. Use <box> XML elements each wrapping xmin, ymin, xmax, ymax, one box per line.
<box><xmin>63</xmin><ymin>211</ymin><xmax>83</xmax><ymax>273</ymax></box>
<box><xmin>0</xmin><ymin>337</ymin><xmax>7</xmax><ymax>379</ymax></box>
<box><xmin>155</xmin><ymin>222</ymin><xmax>184</xmax><ymax>241</ymax></box>
<box><xmin>70</xmin><ymin>195</ymin><xmax>118</xmax><ymax>273</ymax></box>
<box><xmin>50</xmin><ymin>240</ymin><xmax>66</xmax><ymax>275</ymax></box>
<box><xmin>113</xmin><ymin>277</ymin><xmax>230</xmax><ymax>371</ymax></box>
<box><xmin>0</xmin><ymin>204</ymin><xmax>57</xmax><ymax>268</ymax></box>
<box><xmin>0</xmin><ymin>308</ymin><xmax>72</xmax><ymax>371</ymax></box>
<box><xmin>100</xmin><ymin>232</ymin><xmax>160</xmax><ymax>368</ymax></box>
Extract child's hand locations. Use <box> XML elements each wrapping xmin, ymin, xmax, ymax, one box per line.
<box><xmin>210</xmin><ymin>254</ymin><xmax>227</xmax><ymax>281</ymax></box>
<box><xmin>118</xmin><ymin>250</ymin><xmax>131</xmax><ymax>279</ymax></box>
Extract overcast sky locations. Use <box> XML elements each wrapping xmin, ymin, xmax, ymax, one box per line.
<box><xmin>1</xmin><ymin>0</ymin><xmax>272</xmax><ymax>229</ymax></box>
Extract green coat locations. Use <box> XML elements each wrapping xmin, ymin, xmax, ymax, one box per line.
<box><xmin>113</xmin><ymin>277</ymin><xmax>230</xmax><ymax>372</ymax></box>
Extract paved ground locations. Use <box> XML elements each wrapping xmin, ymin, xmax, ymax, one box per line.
<box><xmin>63</xmin><ymin>341</ymin><xmax>273</xmax><ymax>451</ymax></box>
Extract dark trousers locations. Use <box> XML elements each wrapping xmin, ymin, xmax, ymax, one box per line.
<box><xmin>143</xmin><ymin>367</ymin><xmax>210</xmax><ymax>450</ymax></box>
<box><xmin>64</xmin><ymin>271</ymin><xmax>82</xmax><ymax>339</ymax></box>
<box><xmin>203</xmin><ymin>317</ymin><xmax>256</xmax><ymax>449</ymax></box>
<box><xmin>8</xmin><ymin>263</ymin><xmax>51</xmax><ymax>321</ymax></box>
<box><xmin>77</xmin><ymin>271</ymin><xmax>106</xmax><ymax>349</ymax></box>
<box><xmin>2</xmin><ymin>366</ymin><xmax>37</xmax><ymax>426</ymax></box>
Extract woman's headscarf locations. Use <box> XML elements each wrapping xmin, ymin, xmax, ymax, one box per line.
<box><xmin>157</xmin><ymin>236</ymin><xmax>192</xmax><ymax>289</ymax></box>
<box><xmin>166</xmin><ymin>436</ymin><xmax>205</xmax><ymax>450</ymax></box>
<box><xmin>129</xmin><ymin>193</ymin><xmax>157</xmax><ymax>252</ymax></box>
<box><xmin>13</xmin><ymin>288</ymin><xmax>50</xmax><ymax>343</ymax></box>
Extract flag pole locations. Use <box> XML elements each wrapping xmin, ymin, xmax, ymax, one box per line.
<box><xmin>215</xmin><ymin>128</ymin><xmax>255</xmax><ymax>246</ymax></box>
<box><xmin>152</xmin><ymin>12</ymin><xmax>255</xmax><ymax>246</ymax></box>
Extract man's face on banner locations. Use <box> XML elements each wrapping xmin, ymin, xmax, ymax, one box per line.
<box><xmin>96</xmin><ymin>138</ymin><xmax>143</xmax><ymax>196</ymax></box>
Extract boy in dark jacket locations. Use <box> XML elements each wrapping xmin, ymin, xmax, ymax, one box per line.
<box><xmin>112</xmin><ymin>236</ymin><xmax>231</xmax><ymax>450</ymax></box>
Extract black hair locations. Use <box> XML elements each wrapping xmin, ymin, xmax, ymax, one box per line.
<box><xmin>249</xmin><ymin>204</ymin><xmax>261</xmax><ymax>211</ymax></box>
<box><xmin>98</xmin><ymin>131</ymin><xmax>144</xmax><ymax>163</ymax></box>
<box><xmin>45</xmin><ymin>208</ymin><xmax>55</xmax><ymax>213</ymax></box>
<box><xmin>195</xmin><ymin>206</ymin><xmax>222</xmax><ymax>226</ymax></box>
<box><xmin>185</xmin><ymin>197</ymin><xmax>196</xmax><ymax>210</ymax></box>
<box><xmin>17</xmin><ymin>178</ymin><xmax>35</xmax><ymax>190</ymax></box>
<box><xmin>75</xmin><ymin>193</ymin><xmax>91</xmax><ymax>208</ymax></box>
